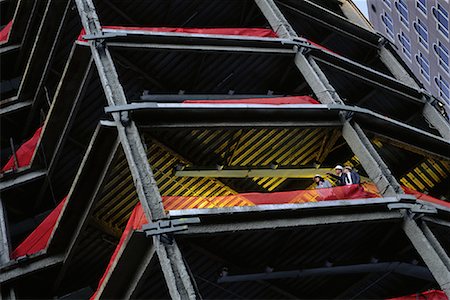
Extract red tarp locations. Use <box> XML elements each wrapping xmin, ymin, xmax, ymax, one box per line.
<box><xmin>11</xmin><ymin>197</ymin><xmax>67</xmax><ymax>259</ymax></box>
<box><xmin>0</xmin><ymin>21</ymin><xmax>13</xmax><ymax>43</ymax></box>
<box><xmin>1</xmin><ymin>126</ymin><xmax>43</xmax><ymax>172</ymax></box>
<box><xmin>183</xmin><ymin>95</ymin><xmax>320</xmax><ymax>105</ymax></box>
<box><xmin>388</xmin><ymin>290</ymin><xmax>448</xmax><ymax>300</ymax></box>
<box><xmin>402</xmin><ymin>186</ymin><xmax>450</xmax><ymax>209</ymax></box>
<box><xmin>78</xmin><ymin>27</ymin><xmax>278</xmax><ymax>42</ymax></box>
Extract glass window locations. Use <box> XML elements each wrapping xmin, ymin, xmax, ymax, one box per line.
<box><xmin>414</xmin><ymin>19</ymin><xmax>428</xmax><ymax>49</ymax></box>
<box><xmin>398</xmin><ymin>31</ymin><xmax>411</xmax><ymax>60</ymax></box>
<box><xmin>416</xmin><ymin>51</ymin><xmax>430</xmax><ymax>82</ymax></box>
<box><xmin>433</xmin><ymin>4</ymin><xmax>449</xmax><ymax>37</ymax></box>
<box><xmin>416</xmin><ymin>0</ymin><xmax>427</xmax><ymax>15</ymax></box>
<box><xmin>435</xmin><ymin>75</ymin><xmax>450</xmax><ymax>103</ymax></box>
<box><xmin>383</xmin><ymin>0</ymin><xmax>392</xmax><ymax>9</ymax></box>
<box><xmin>382</xmin><ymin>12</ymin><xmax>394</xmax><ymax>38</ymax></box>
<box><xmin>396</xmin><ymin>0</ymin><xmax>409</xmax><ymax>26</ymax></box>
<box><xmin>434</xmin><ymin>41</ymin><xmax>449</xmax><ymax>73</ymax></box>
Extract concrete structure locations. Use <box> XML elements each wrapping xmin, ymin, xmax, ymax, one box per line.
<box><xmin>368</xmin><ymin>0</ymin><xmax>450</xmax><ymax>116</ymax></box>
<box><xmin>1</xmin><ymin>0</ymin><xmax>450</xmax><ymax>299</ymax></box>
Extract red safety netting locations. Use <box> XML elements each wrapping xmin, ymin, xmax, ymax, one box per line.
<box><xmin>402</xmin><ymin>186</ymin><xmax>450</xmax><ymax>209</ymax></box>
<box><xmin>306</xmin><ymin>39</ymin><xmax>338</xmax><ymax>55</ymax></box>
<box><xmin>182</xmin><ymin>95</ymin><xmax>320</xmax><ymax>105</ymax></box>
<box><xmin>78</xmin><ymin>27</ymin><xmax>278</xmax><ymax>42</ymax></box>
<box><xmin>1</xmin><ymin>126</ymin><xmax>43</xmax><ymax>172</ymax></box>
<box><xmin>0</xmin><ymin>21</ymin><xmax>13</xmax><ymax>43</ymax></box>
<box><xmin>11</xmin><ymin>197</ymin><xmax>67</xmax><ymax>259</ymax></box>
<box><xmin>388</xmin><ymin>290</ymin><xmax>448</xmax><ymax>300</ymax></box>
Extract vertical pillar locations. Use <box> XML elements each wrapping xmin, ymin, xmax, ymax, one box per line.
<box><xmin>403</xmin><ymin>216</ymin><xmax>450</xmax><ymax>297</ymax></box>
<box><xmin>295</xmin><ymin>51</ymin><xmax>402</xmax><ymax>196</ymax></box>
<box><xmin>74</xmin><ymin>0</ymin><xmax>197</xmax><ymax>298</ymax></box>
<box><xmin>254</xmin><ymin>0</ymin><xmax>298</xmax><ymax>39</ymax></box>
<box><xmin>0</xmin><ymin>198</ymin><xmax>16</xmax><ymax>300</ymax></box>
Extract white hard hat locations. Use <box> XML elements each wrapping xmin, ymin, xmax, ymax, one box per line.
<box><xmin>335</xmin><ymin>165</ymin><xmax>343</xmax><ymax>170</ymax></box>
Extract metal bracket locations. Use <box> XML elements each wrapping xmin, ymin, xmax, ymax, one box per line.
<box><xmin>82</xmin><ymin>32</ymin><xmax>127</xmax><ymax>41</ymax></box>
<box><xmin>388</xmin><ymin>203</ymin><xmax>438</xmax><ymax>215</ymax></box>
<box><xmin>142</xmin><ymin>217</ymin><xmax>200</xmax><ymax>238</ymax></box>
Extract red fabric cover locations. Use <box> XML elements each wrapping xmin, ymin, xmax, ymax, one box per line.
<box><xmin>78</xmin><ymin>27</ymin><xmax>278</xmax><ymax>42</ymax></box>
<box><xmin>403</xmin><ymin>186</ymin><xmax>450</xmax><ymax>209</ymax></box>
<box><xmin>306</xmin><ymin>39</ymin><xmax>337</xmax><ymax>55</ymax></box>
<box><xmin>183</xmin><ymin>96</ymin><xmax>320</xmax><ymax>105</ymax></box>
<box><xmin>2</xmin><ymin>127</ymin><xmax>43</xmax><ymax>172</ymax></box>
<box><xmin>11</xmin><ymin>197</ymin><xmax>67</xmax><ymax>259</ymax></box>
<box><xmin>90</xmin><ymin>203</ymin><xmax>147</xmax><ymax>300</ymax></box>
<box><xmin>91</xmin><ymin>184</ymin><xmax>379</xmax><ymax>298</ymax></box>
<box><xmin>0</xmin><ymin>21</ymin><xmax>13</xmax><ymax>43</ymax></box>
<box><xmin>388</xmin><ymin>290</ymin><xmax>448</xmax><ymax>300</ymax></box>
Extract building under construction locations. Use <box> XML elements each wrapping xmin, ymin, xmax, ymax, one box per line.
<box><xmin>1</xmin><ymin>0</ymin><xmax>450</xmax><ymax>299</ymax></box>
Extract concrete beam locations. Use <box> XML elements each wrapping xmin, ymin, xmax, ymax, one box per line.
<box><xmin>75</xmin><ymin>1</ymin><xmax>197</xmax><ymax>298</ymax></box>
<box><xmin>423</xmin><ymin>102</ymin><xmax>450</xmax><ymax>140</ymax></box>
<box><xmin>295</xmin><ymin>53</ymin><xmax>343</xmax><ymax>104</ymax></box>
<box><xmin>0</xmin><ymin>197</ymin><xmax>11</xmax><ymax>265</ymax></box>
<box><xmin>378</xmin><ymin>46</ymin><xmax>420</xmax><ymax>89</ymax></box>
<box><xmin>217</xmin><ymin>262</ymin><xmax>432</xmax><ymax>283</ymax></box>
<box><xmin>176</xmin><ymin>211</ymin><xmax>403</xmax><ymax>236</ymax></box>
<box><xmin>342</xmin><ymin>121</ymin><xmax>402</xmax><ymax>196</ymax></box>
<box><xmin>403</xmin><ymin>216</ymin><xmax>450</xmax><ymax>297</ymax></box>
<box><xmin>339</xmin><ymin>0</ymin><xmax>372</xmax><ymax>30</ymax></box>
<box><xmin>0</xmin><ymin>254</ymin><xmax>64</xmax><ymax>284</ymax></box>
<box><xmin>254</xmin><ymin>0</ymin><xmax>298</xmax><ymax>39</ymax></box>
<box><xmin>0</xmin><ymin>170</ymin><xmax>46</xmax><ymax>191</ymax></box>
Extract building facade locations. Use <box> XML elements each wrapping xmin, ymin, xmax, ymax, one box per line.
<box><xmin>368</xmin><ymin>0</ymin><xmax>450</xmax><ymax>113</ymax></box>
<box><xmin>1</xmin><ymin>0</ymin><xmax>450</xmax><ymax>299</ymax></box>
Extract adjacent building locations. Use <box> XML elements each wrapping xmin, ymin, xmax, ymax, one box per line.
<box><xmin>368</xmin><ymin>0</ymin><xmax>450</xmax><ymax>113</ymax></box>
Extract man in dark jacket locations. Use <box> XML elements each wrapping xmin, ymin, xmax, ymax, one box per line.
<box><xmin>343</xmin><ymin>166</ymin><xmax>360</xmax><ymax>185</ymax></box>
<box><xmin>326</xmin><ymin>165</ymin><xmax>346</xmax><ymax>186</ymax></box>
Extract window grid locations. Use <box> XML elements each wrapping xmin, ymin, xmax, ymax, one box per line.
<box><xmin>398</xmin><ymin>31</ymin><xmax>412</xmax><ymax>60</ymax></box>
<box><xmin>382</xmin><ymin>12</ymin><xmax>394</xmax><ymax>38</ymax></box>
<box><xmin>435</xmin><ymin>75</ymin><xmax>450</xmax><ymax>103</ymax></box>
<box><xmin>434</xmin><ymin>41</ymin><xmax>450</xmax><ymax>73</ymax></box>
<box><xmin>416</xmin><ymin>51</ymin><xmax>430</xmax><ymax>82</ymax></box>
<box><xmin>396</xmin><ymin>0</ymin><xmax>409</xmax><ymax>27</ymax></box>
<box><xmin>416</xmin><ymin>0</ymin><xmax>427</xmax><ymax>15</ymax></box>
<box><xmin>433</xmin><ymin>3</ymin><xmax>449</xmax><ymax>38</ymax></box>
<box><xmin>414</xmin><ymin>18</ymin><xmax>429</xmax><ymax>50</ymax></box>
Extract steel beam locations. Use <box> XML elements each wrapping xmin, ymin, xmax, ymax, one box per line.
<box><xmin>423</xmin><ymin>102</ymin><xmax>450</xmax><ymax>140</ymax></box>
<box><xmin>254</xmin><ymin>0</ymin><xmax>298</xmax><ymax>39</ymax></box>
<box><xmin>175</xmin><ymin>168</ymin><xmax>333</xmax><ymax>178</ymax></box>
<box><xmin>403</xmin><ymin>216</ymin><xmax>450</xmax><ymax>296</ymax></box>
<box><xmin>217</xmin><ymin>262</ymin><xmax>432</xmax><ymax>283</ymax></box>
<box><xmin>75</xmin><ymin>0</ymin><xmax>197</xmax><ymax>298</ymax></box>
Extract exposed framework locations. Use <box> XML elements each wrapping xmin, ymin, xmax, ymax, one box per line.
<box><xmin>1</xmin><ymin>0</ymin><xmax>450</xmax><ymax>299</ymax></box>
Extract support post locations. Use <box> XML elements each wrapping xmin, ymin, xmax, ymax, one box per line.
<box><xmin>295</xmin><ymin>51</ymin><xmax>401</xmax><ymax>196</ymax></box>
<box><xmin>342</xmin><ymin>121</ymin><xmax>402</xmax><ymax>196</ymax></box>
<box><xmin>254</xmin><ymin>0</ymin><xmax>298</xmax><ymax>39</ymax></box>
<box><xmin>423</xmin><ymin>102</ymin><xmax>450</xmax><ymax>140</ymax></box>
<box><xmin>378</xmin><ymin>46</ymin><xmax>420</xmax><ymax>89</ymax></box>
<box><xmin>74</xmin><ymin>0</ymin><xmax>197</xmax><ymax>298</ymax></box>
<box><xmin>295</xmin><ymin>53</ymin><xmax>343</xmax><ymax>104</ymax></box>
<box><xmin>403</xmin><ymin>216</ymin><xmax>450</xmax><ymax>297</ymax></box>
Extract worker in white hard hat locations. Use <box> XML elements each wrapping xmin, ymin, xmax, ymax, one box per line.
<box><xmin>326</xmin><ymin>165</ymin><xmax>346</xmax><ymax>186</ymax></box>
<box><xmin>313</xmin><ymin>174</ymin><xmax>332</xmax><ymax>189</ymax></box>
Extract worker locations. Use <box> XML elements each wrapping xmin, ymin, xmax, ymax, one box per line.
<box><xmin>343</xmin><ymin>165</ymin><xmax>360</xmax><ymax>185</ymax></box>
<box><xmin>326</xmin><ymin>165</ymin><xmax>345</xmax><ymax>186</ymax></box>
<box><xmin>313</xmin><ymin>174</ymin><xmax>332</xmax><ymax>189</ymax></box>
